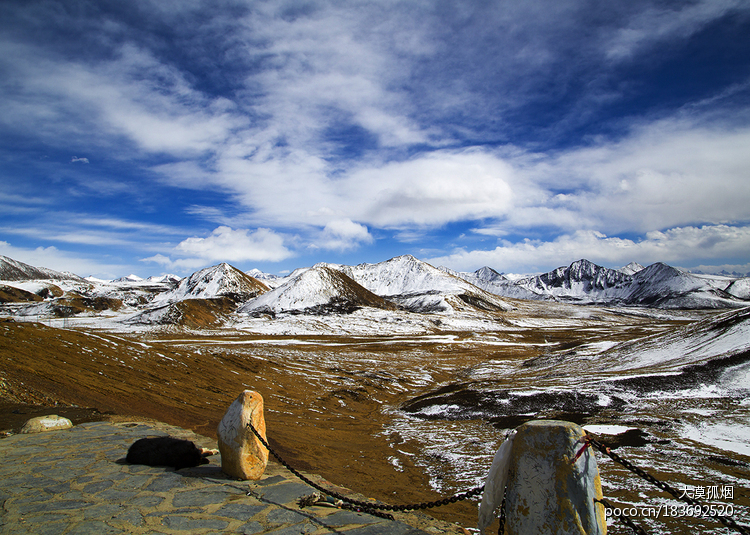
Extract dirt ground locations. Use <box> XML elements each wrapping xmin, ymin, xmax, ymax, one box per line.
<box><xmin>3</xmin><ymin>311</ymin><xmax>724</xmax><ymax>533</ymax></box>
<box><xmin>0</xmin><ymin>319</ymin><xmax>485</xmax><ymax>528</ymax></box>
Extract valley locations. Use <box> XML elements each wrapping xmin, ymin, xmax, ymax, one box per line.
<box><xmin>2</xmin><ymin>254</ymin><xmax>750</xmax><ymax>533</ymax></box>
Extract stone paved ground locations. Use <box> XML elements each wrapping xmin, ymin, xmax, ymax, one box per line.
<box><xmin>0</xmin><ymin>419</ymin><xmax>471</xmax><ymax>534</ymax></box>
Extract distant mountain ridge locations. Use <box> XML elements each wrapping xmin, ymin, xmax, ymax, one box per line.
<box><xmin>450</xmin><ymin>259</ymin><xmax>748</xmax><ymax>309</ymax></box>
<box><xmin>0</xmin><ymin>255</ymin><xmax>84</xmax><ymax>282</ymax></box>
<box><xmin>2</xmin><ymin>255</ymin><xmax>749</xmax><ymax>322</ymax></box>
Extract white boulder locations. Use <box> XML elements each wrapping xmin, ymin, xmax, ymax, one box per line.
<box><xmin>20</xmin><ymin>415</ymin><xmax>73</xmax><ymax>434</ymax></box>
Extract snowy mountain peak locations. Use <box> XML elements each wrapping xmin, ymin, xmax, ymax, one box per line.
<box><xmin>525</xmin><ymin>259</ymin><xmax>632</xmax><ymax>294</ymax></box>
<box><xmin>0</xmin><ymin>255</ymin><xmax>83</xmax><ymax>282</ymax></box>
<box><xmin>474</xmin><ymin>266</ymin><xmax>506</xmax><ymax>282</ymax></box>
<box><xmin>157</xmin><ymin>262</ymin><xmax>269</xmax><ymax>304</ymax></box>
<box><xmin>240</xmin><ymin>265</ymin><xmax>396</xmax><ymax>315</ymax></box>
<box><xmin>349</xmin><ymin>255</ymin><xmax>468</xmax><ymax>296</ymax></box>
<box><xmin>245</xmin><ymin>268</ymin><xmax>283</xmax><ymax>288</ymax></box>
<box><xmin>113</xmin><ymin>274</ymin><xmax>144</xmax><ymax>283</ymax></box>
<box><xmin>619</xmin><ymin>262</ymin><xmax>645</xmax><ymax>275</ymax></box>
<box><xmin>503</xmin><ymin>259</ymin><xmax>746</xmax><ymax>308</ymax></box>
<box><xmin>146</xmin><ymin>274</ymin><xmax>182</xmax><ymax>284</ymax></box>
<box><xmin>633</xmin><ymin>262</ymin><xmax>685</xmax><ymax>283</ymax></box>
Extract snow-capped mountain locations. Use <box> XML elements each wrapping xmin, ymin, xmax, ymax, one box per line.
<box><xmin>344</xmin><ymin>255</ymin><xmax>512</xmax><ymax>312</ymax></box>
<box><xmin>441</xmin><ymin>265</ymin><xmax>541</xmax><ymax>301</ymax></box>
<box><xmin>0</xmin><ymin>255</ymin><xmax>84</xmax><ymax>282</ymax></box>
<box><xmin>326</xmin><ymin>255</ymin><xmax>513</xmax><ymax>313</ymax></box>
<box><xmin>625</xmin><ymin>263</ymin><xmax>739</xmax><ymax>309</ymax></box>
<box><xmin>113</xmin><ymin>274</ymin><xmax>144</xmax><ymax>283</ymax></box>
<box><xmin>344</xmin><ymin>255</ymin><xmax>469</xmax><ymax>296</ymax></box>
<box><xmin>2</xmin><ymin>255</ymin><xmax>748</xmax><ymax>326</ymax></box>
<box><xmin>155</xmin><ymin>263</ymin><xmax>269</xmax><ymax>304</ymax></box>
<box><xmin>126</xmin><ymin>263</ymin><xmax>270</xmax><ymax>326</ymax></box>
<box><xmin>619</xmin><ymin>262</ymin><xmax>645</xmax><ymax>276</ymax></box>
<box><xmin>470</xmin><ymin>259</ymin><xmax>748</xmax><ymax>308</ymax></box>
<box><xmin>514</xmin><ymin>259</ymin><xmax>634</xmax><ymax>301</ymax></box>
<box><xmin>146</xmin><ymin>274</ymin><xmax>182</xmax><ymax>284</ymax></box>
<box><xmin>239</xmin><ymin>265</ymin><xmax>398</xmax><ymax>315</ymax></box>
<box><xmin>245</xmin><ymin>268</ymin><xmax>284</xmax><ymax>289</ymax></box>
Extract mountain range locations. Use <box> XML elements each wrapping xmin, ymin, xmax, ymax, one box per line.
<box><xmin>467</xmin><ymin>258</ymin><xmax>748</xmax><ymax>308</ymax></box>
<box><xmin>1</xmin><ymin>254</ymin><xmax>748</xmax><ymax>327</ymax></box>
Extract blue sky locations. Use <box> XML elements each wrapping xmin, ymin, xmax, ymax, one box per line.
<box><xmin>2</xmin><ymin>0</ymin><xmax>750</xmax><ymax>279</ymax></box>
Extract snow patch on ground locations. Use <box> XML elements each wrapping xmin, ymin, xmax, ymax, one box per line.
<box><xmin>583</xmin><ymin>424</ymin><xmax>637</xmax><ymax>435</ymax></box>
<box><xmin>680</xmin><ymin>422</ymin><xmax>750</xmax><ymax>457</ymax></box>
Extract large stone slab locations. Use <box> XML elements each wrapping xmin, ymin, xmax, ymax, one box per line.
<box><xmin>217</xmin><ymin>390</ymin><xmax>269</xmax><ymax>480</ymax></box>
<box><xmin>504</xmin><ymin>420</ymin><xmax>606</xmax><ymax>535</ymax></box>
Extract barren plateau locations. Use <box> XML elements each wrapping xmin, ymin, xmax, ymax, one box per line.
<box><xmin>2</xmin><ymin>298</ymin><xmax>749</xmax><ymax>534</ymax></box>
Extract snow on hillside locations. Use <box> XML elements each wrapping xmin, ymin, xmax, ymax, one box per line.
<box><xmin>2</xmin><ymin>254</ymin><xmax>748</xmax><ymax>330</ymax></box>
<box><xmin>156</xmin><ymin>263</ymin><xmax>268</xmax><ymax>304</ymax></box>
<box><xmin>332</xmin><ymin>255</ymin><xmax>513</xmax><ymax>312</ymax></box>
<box><xmin>597</xmin><ymin>307</ymin><xmax>750</xmax><ymax>373</ymax></box>
<box><xmin>481</xmin><ymin>259</ymin><xmax>749</xmax><ymax>308</ymax></box>
<box><xmin>726</xmin><ymin>278</ymin><xmax>750</xmax><ymax>300</ymax></box>
<box><xmin>514</xmin><ymin>259</ymin><xmax>633</xmax><ymax>301</ymax></box>
<box><xmin>344</xmin><ymin>255</ymin><xmax>471</xmax><ymax>296</ymax></box>
<box><xmin>0</xmin><ymin>255</ymin><xmax>84</xmax><ymax>282</ymax></box>
<box><xmin>239</xmin><ymin>265</ymin><xmax>396</xmax><ymax>315</ymax></box>
<box><xmin>113</xmin><ymin>274</ymin><xmax>144</xmax><ymax>283</ymax></box>
<box><xmin>146</xmin><ymin>274</ymin><xmax>182</xmax><ymax>284</ymax></box>
<box><xmin>626</xmin><ymin>263</ymin><xmax>741</xmax><ymax>308</ymax></box>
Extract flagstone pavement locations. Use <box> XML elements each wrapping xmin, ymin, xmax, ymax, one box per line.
<box><xmin>0</xmin><ymin>419</ymin><xmax>470</xmax><ymax>535</ymax></box>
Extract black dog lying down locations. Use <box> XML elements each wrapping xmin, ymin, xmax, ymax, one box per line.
<box><xmin>126</xmin><ymin>437</ymin><xmax>219</xmax><ymax>470</ymax></box>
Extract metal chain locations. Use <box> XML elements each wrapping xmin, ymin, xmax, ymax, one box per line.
<box><xmin>246</xmin><ymin>421</ymin><xmax>485</xmax><ymax>515</ymax></box>
<box><xmin>497</xmin><ymin>495</ymin><xmax>506</xmax><ymax>535</ymax></box>
<box><xmin>587</xmin><ymin>436</ymin><xmax>750</xmax><ymax>535</ymax></box>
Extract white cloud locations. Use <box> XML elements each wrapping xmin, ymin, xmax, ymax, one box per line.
<box><xmin>3</xmin><ymin>0</ymin><xmax>750</xmax><ymax>275</ymax></box>
<box><xmin>525</xmin><ymin>119</ymin><xmax>750</xmax><ymax>234</ymax></box>
<box><xmin>1</xmin><ymin>215</ymin><xmax>187</xmax><ymax>249</ymax></box>
<box><xmin>0</xmin><ymin>42</ymin><xmax>245</xmax><ymax>157</ymax></box>
<box><xmin>240</xmin><ymin>2</ymin><xmax>432</xmax><ymax>149</ymax></box>
<box><xmin>150</xmin><ymin>226</ymin><xmax>293</xmax><ymax>270</ymax></box>
<box><xmin>427</xmin><ymin>224</ymin><xmax>750</xmax><ymax>274</ymax></box>
<box><xmin>343</xmin><ymin>150</ymin><xmax>515</xmax><ymax>228</ymax></box>
<box><xmin>317</xmin><ymin>219</ymin><xmax>373</xmax><ymax>251</ymax></box>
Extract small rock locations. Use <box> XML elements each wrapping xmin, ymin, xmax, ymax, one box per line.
<box><xmin>217</xmin><ymin>390</ymin><xmax>268</xmax><ymax>480</ymax></box>
<box><xmin>20</xmin><ymin>415</ymin><xmax>73</xmax><ymax>434</ymax></box>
